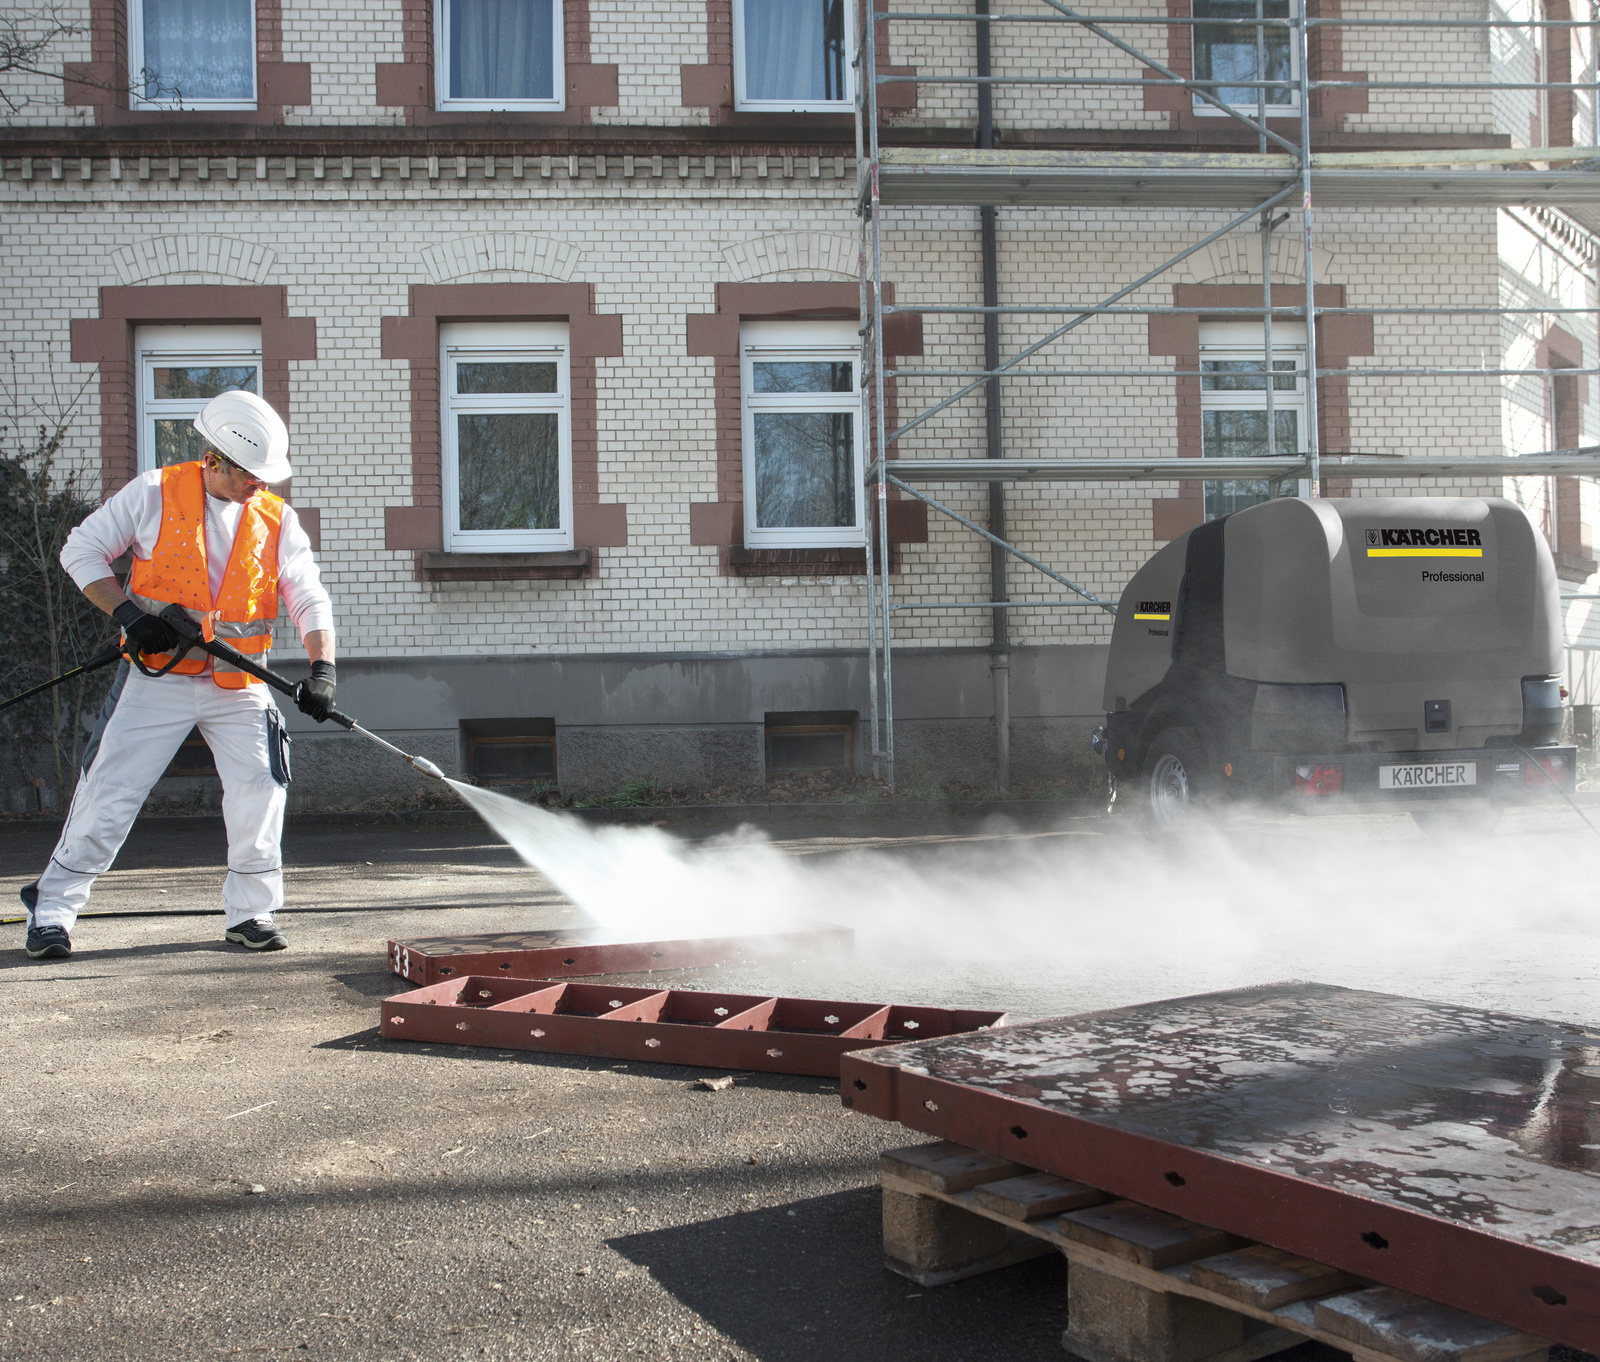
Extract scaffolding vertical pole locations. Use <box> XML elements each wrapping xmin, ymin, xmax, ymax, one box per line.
<box><xmin>867</xmin><ymin>0</ymin><xmax>896</xmax><ymax>789</ymax></box>
<box><xmin>1298</xmin><ymin>0</ymin><xmax>1321</xmax><ymax>493</ymax></box>
<box><xmin>857</xmin><ymin>18</ymin><xmax>881</xmax><ymax>781</ymax></box>
<box><xmin>1593</xmin><ymin>5</ymin><xmax>1600</xmax><ymax>467</ymax></box>
<box><xmin>1258</xmin><ymin>0</ymin><xmax>1277</xmax><ymax>470</ymax></box>
<box><xmin>978</xmin><ymin>0</ymin><xmax>1009</xmax><ymax>792</ymax></box>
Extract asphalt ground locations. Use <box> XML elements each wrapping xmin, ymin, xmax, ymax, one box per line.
<box><xmin>2</xmin><ymin>803</ymin><xmax>1597</xmax><ymax>1361</ymax></box>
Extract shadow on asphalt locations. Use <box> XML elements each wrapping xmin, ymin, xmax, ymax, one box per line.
<box><xmin>609</xmin><ymin>1187</ymin><xmax>1073</xmax><ymax>1362</ymax></box>
<box><xmin>312</xmin><ymin>1025</ymin><xmax>840</xmax><ymax>1091</ymax></box>
<box><xmin>0</xmin><ymin>938</ymin><xmax>233</xmax><ymax>972</ymax></box>
<box><xmin>610</xmin><ymin>1196</ymin><xmax>1364</xmax><ymax>1362</ymax></box>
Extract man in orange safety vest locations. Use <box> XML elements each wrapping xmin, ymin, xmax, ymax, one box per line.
<box><xmin>21</xmin><ymin>389</ymin><xmax>335</xmax><ymax>961</ymax></box>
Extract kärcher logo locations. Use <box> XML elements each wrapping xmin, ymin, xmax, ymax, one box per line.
<box><xmin>1368</xmin><ymin>527</ymin><xmax>1482</xmax><ymax>547</ymax></box>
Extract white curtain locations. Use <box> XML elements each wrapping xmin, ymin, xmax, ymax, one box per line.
<box><xmin>450</xmin><ymin>0</ymin><xmax>555</xmax><ymax>101</ymax></box>
<box><xmin>141</xmin><ymin>0</ymin><xmax>253</xmax><ymax>102</ymax></box>
<box><xmin>744</xmin><ymin>0</ymin><xmax>844</xmax><ymax>102</ymax></box>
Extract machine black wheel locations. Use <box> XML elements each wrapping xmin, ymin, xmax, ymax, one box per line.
<box><xmin>1411</xmin><ymin>805</ymin><xmax>1502</xmax><ymax>837</ymax></box>
<box><xmin>1143</xmin><ymin>728</ymin><xmax>1208</xmax><ymax>831</ymax></box>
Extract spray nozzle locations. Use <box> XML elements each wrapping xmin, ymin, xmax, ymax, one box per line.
<box><xmin>410</xmin><ymin>756</ymin><xmax>446</xmax><ymax>781</ymax></box>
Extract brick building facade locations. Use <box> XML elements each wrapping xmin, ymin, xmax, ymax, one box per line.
<box><xmin>1</xmin><ymin>1</ymin><xmax>1597</xmax><ymax>805</ymax></box>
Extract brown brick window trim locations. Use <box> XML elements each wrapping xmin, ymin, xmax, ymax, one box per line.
<box><xmin>1145</xmin><ymin>282</ymin><xmax>1372</xmax><ymax>539</ymax></box>
<box><xmin>683</xmin><ymin>281</ymin><xmax>925</xmax><ymax>575</ymax></box>
<box><xmin>418</xmin><ymin>549</ymin><xmax>592</xmax><ymax>581</ymax></box>
<box><xmin>1545</xmin><ymin>321</ymin><xmax>1595</xmax><ymax>580</ymax></box>
<box><xmin>376</xmin><ymin>0</ymin><xmax>617</xmax><ymax>126</ymax></box>
<box><xmin>64</xmin><ymin>0</ymin><xmax>310</xmax><ymax>125</ymax></box>
<box><xmin>726</xmin><ymin>529</ymin><xmax>921</xmax><ymax>578</ymax></box>
<box><xmin>1548</xmin><ymin>0</ymin><xmax>1575</xmax><ymax>149</ymax></box>
<box><xmin>1142</xmin><ymin>1</ymin><xmax>1366</xmax><ymax>138</ymax></box>
<box><xmin>379</xmin><ymin>283</ymin><xmax>625</xmax><ymax>583</ymax></box>
<box><xmin>681</xmin><ymin>0</ymin><xmax>913</xmax><ymax>127</ymax></box>
<box><xmin>69</xmin><ymin>286</ymin><xmax>318</xmax><ymax>534</ymax></box>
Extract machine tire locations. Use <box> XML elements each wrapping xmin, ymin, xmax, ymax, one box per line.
<box><xmin>1411</xmin><ymin>805</ymin><xmax>1502</xmax><ymax>837</ymax></box>
<box><xmin>1143</xmin><ymin>727</ymin><xmax>1209</xmax><ymax>831</ymax></box>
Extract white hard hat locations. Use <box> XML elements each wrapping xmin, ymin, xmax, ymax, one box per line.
<box><xmin>193</xmin><ymin>389</ymin><xmax>293</xmax><ymax>483</ymax></box>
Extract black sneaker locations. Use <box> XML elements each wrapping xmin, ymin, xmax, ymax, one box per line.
<box><xmin>26</xmin><ymin>924</ymin><xmax>71</xmax><ymax>960</ymax></box>
<box><xmin>224</xmin><ymin>919</ymin><xmax>288</xmax><ymax>951</ymax></box>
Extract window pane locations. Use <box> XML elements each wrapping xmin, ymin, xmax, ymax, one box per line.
<box><xmin>449</xmin><ymin>0</ymin><xmax>555</xmax><ymax>100</ymax></box>
<box><xmin>456</xmin><ymin>413</ymin><xmax>561</xmax><ymax>532</ymax></box>
<box><xmin>1202</xmin><ymin>409</ymin><xmax>1299</xmax><ymax>519</ymax></box>
<box><xmin>151</xmin><ymin>365</ymin><xmax>258</xmax><ymax>400</ymax></box>
<box><xmin>1201</xmin><ymin>358</ymin><xmax>1297</xmax><ymax>392</ymax></box>
<box><xmin>753</xmin><ymin>412</ymin><xmax>855</xmax><ymax>528</ymax></box>
<box><xmin>456</xmin><ymin>361</ymin><xmax>558</xmax><ymax>395</ymax></box>
<box><xmin>743</xmin><ymin>0</ymin><xmax>847</xmax><ymax>102</ymax></box>
<box><xmin>1193</xmin><ymin>0</ymin><xmax>1291</xmax><ymax>106</ymax></box>
<box><xmin>141</xmin><ymin>0</ymin><xmax>253</xmax><ymax>101</ymax></box>
<box><xmin>154</xmin><ymin>419</ymin><xmax>208</xmax><ymax>467</ymax></box>
<box><xmin>752</xmin><ymin>360</ymin><xmax>853</xmax><ymax>394</ymax></box>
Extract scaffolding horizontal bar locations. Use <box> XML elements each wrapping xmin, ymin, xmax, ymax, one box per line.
<box><xmin>874</xmin><ymin>12</ymin><xmax>1595</xmax><ymax>28</ymax></box>
<box><xmin>886</xmin><ymin>368</ymin><xmax>1600</xmax><ymax>380</ymax></box>
<box><xmin>891</xmin><ymin>600</ymin><xmax>1118</xmax><ymax>610</ymax></box>
<box><xmin>882</xmin><ymin>305</ymin><xmax>1598</xmax><ymax>317</ymax></box>
<box><xmin>879</xmin><ymin>75</ymin><xmax>1600</xmax><ymax>94</ymax></box>
<box><xmin>871</xmin><ymin>149</ymin><xmax>1600</xmax><ymax>209</ymax></box>
<box><xmin>878</xmin><ymin>454</ymin><xmax>1600</xmax><ymax>484</ymax></box>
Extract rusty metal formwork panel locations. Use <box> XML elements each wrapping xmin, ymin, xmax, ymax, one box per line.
<box><xmin>839</xmin><ymin>983</ymin><xmax>1600</xmax><ymax>1350</ymax></box>
<box><xmin>387</xmin><ymin>921</ymin><xmax>853</xmax><ymax>985</ymax></box>
<box><xmin>381</xmin><ymin>976</ymin><xmax>1008</xmax><ymax>1078</ymax></box>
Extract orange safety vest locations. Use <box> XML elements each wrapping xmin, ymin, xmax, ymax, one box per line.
<box><xmin>124</xmin><ymin>462</ymin><xmax>283</xmax><ymax>689</ymax></box>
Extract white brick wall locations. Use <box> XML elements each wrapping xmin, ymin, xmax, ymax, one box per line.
<box><xmin>2</xmin><ymin>158</ymin><xmax>1576</xmax><ymax>662</ymax></box>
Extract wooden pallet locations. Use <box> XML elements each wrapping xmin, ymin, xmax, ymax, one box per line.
<box><xmin>881</xmin><ymin>1142</ymin><xmax>1553</xmax><ymax>1362</ymax></box>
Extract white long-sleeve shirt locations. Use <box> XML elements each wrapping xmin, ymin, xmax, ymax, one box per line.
<box><xmin>60</xmin><ymin>468</ymin><xmax>335</xmax><ymax>639</ymax></box>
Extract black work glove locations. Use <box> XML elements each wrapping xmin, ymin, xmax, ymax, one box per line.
<box><xmin>296</xmin><ymin>660</ymin><xmax>336</xmax><ymax>723</ymax></box>
<box><xmin>113</xmin><ymin>600</ymin><xmax>180</xmax><ymax>656</ymax></box>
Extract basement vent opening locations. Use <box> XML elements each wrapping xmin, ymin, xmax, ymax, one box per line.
<box><xmin>462</xmin><ymin>717</ymin><xmax>556</xmax><ymax>785</ymax></box>
<box><xmin>765</xmin><ymin>711</ymin><xmax>856</xmax><ymax>776</ymax></box>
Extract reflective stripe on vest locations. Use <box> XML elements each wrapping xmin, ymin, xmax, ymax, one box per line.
<box><xmin>125</xmin><ymin>462</ymin><xmax>284</xmax><ymax>689</ymax></box>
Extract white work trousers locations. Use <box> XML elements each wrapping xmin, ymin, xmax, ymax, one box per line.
<box><xmin>32</xmin><ymin>670</ymin><xmax>287</xmax><ymax>932</ymax></box>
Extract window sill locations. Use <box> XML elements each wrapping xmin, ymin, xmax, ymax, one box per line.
<box><xmin>436</xmin><ymin>102</ymin><xmax>566</xmax><ymax>113</ymax></box>
<box><xmin>730</xmin><ymin>547</ymin><xmax>866</xmax><ymax>577</ymax></box>
<box><xmin>420</xmin><ymin>549</ymin><xmax>590</xmax><ymax>581</ymax></box>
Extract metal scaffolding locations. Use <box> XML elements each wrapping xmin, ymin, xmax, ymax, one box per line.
<box><xmin>855</xmin><ymin>2</ymin><xmax>1600</xmax><ymax>788</ymax></box>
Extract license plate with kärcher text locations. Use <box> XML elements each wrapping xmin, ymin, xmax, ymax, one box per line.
<box><xmin>1378</xmin><ymin>761</ymin><xmax>1477</xmax><ymax>790</ymax></box>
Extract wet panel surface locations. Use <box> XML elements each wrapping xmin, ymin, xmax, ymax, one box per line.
<box><xmin>854</xmin><ymin>983</ymin><xmax>1600</xmax><ymax>1260</ymax></box>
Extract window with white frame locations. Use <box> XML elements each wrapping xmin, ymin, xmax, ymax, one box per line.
<box><xmin>1199</xmin><ymin>321</ymin><xmax>1306</xmax><ymax>520</ymax></box>
<box><xmin>741</xmin><ymin>321</ymin><xmax>863</xmax><ymax>549</ymax></box>
<box><xmin>1191</xmin><ymin>0</ymin><xmax>1297</xmax><ymax>115</ymax></box>
<box><xmin>129</xmin><ymin>0</ymin><xmax>257</xmax><ymax>110</ymax></box>
<box><xmin>441</xmin><ymin>322</ymin><xmax>572</xmax><ymax>553</ymax></box>
<box><xmin>734</xmin><ymin>0</ymin><xmax>850</xmax><ymax>112</ymax></box>
<box><xmin>436</xmin><ymin>0</ymin><xmax>564</xmax><ymax>111</ymax></box>
<box><xmin>136</xmin><ymin>325</ymin><xmax>262</xmax><ymax>474</ymax></box>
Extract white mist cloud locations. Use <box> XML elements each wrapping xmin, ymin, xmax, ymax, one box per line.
<box><xmin>448</xmin><ymin>782</ymin><xmax>1600</xmax><ymax>1025</ymax></box>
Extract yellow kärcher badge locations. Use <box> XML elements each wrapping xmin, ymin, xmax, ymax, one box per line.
<box><xmin>1133</xmin><ymin>612</ymin><xmax>1171</xmax><ymax>620</ymax></box>
<box><xmin>1367</xmin><ymin>547</ymin><xmax>1482</xmax><ymax>558</ymax></box>
<box><xmin>1365</xmin><ymin>527</ymin><xmax>1483</xmax><ymax>558</ymax></box>
<box><xmin>1132</xmin><ymin>599</ymin><xmax>1171</xmax><ymax>620</ymax></box>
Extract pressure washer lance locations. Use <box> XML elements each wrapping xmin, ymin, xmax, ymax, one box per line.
<box><xmin>0</xmin><ymin>607</ymin><xmax>445</xmax><ymax>782</ymax></box>
<box><xmin>141</xmin><ymin>605</ymin><xmax>448</xmax><ymax>782</ymax></box>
